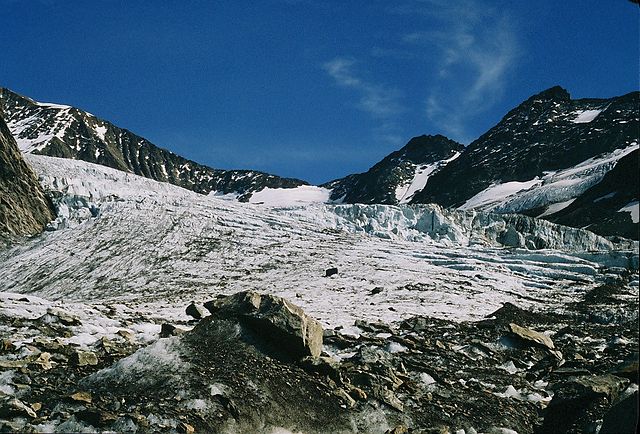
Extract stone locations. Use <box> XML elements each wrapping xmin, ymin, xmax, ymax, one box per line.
<box><xmin>70</xmin><ymin>391</ymin><xmax>93</xmax><ymax>404</ymax></box>
<box><xmin>508</xmin><ymin>323</ymin><xmax>555</xmax><ymax>350</ymax></box>
<box><xmin>160</xmin><ymin>323</ymin><xmax>186</xmax><ymax>338</ymax></box>
<box><xmin>45</xmin><ymin>307</ymin><xmax>81</xmax><ymax>326</ymax></box>
<box><xmin>76</xmin><ymin>409</ymin><xmax>117</xmax><ymax>427</ymax></box>
<box><xmin>203</xmin><ymin>291</ymin><xmax>323</xmax><ymax>359</ymax></box>
<box><xmin>117</xmin><ymin>329</ymin><xmax>136</xmax><ymax>343</ymax></box>
<box><xmin>370</xmin><ymin>287</ymin><xmax>383</xmax><ymax>295</ymax></box>
<box><xmin>186</xmin><ymin>302</ymin><xmax>207</xmax><ymax>320</ymax></box>
<box><xmin>0</xmin><ymin>397</ymin><xmax>37</xmax><ymax>418</ymax></box>
<box><xmin>32</xmin><ymin>352</ymin><xmax>53</xmax><ymax>370</ymax></box>
<box><xmin>324</xmin><ymin>267</ymin><xmax>338</xmax><ymax>277</ymax></box>
<box><xmin>177</xmin><ymin>422</ymin><xmax>196</xmax><ymax>434</ymax></box>
<box><xmin>0</xmin><ymin>339</ymin><xmax>15</xmax><ymax>353</ymax></box>
<box><xmin>333</xmin><ymin>388</ymin><xmax>356</xmax><ymax>408</ymax></box>
<box><xmin>71</xmin><ymin>350</ymin><xmax>98</xmax><ymax>366</ymax></box>
<box><xmin>385</xmin><ymin>425</ymin><xmax>408</xmax><ymax>434</ymax></box>
<box><xmin>541</xmin><ymin>374</ymin><xmax>629</xmax><ymax>433</ymax></box>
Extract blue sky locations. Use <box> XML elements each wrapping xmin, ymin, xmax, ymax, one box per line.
<box><xmin>2</xmin><ymin>0</ymin><xmax>638</xmax><ymax>184</ymax></box>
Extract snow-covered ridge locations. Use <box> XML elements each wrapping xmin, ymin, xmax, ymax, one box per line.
<box><xmin>459</xmin><ymin>142</ymin><xmax>639</xmax><ymax>215</ymax></box>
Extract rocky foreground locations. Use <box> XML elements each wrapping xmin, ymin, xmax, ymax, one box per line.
<box><xmin>0</xmin><ymin>276</ymin><xmax>637</xmax><ymax>433</ymax></box>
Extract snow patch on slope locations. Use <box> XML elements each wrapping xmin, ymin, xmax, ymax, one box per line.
<box><xmin>460</xmin><ymin>179</ymin><xmax>542</xmax><ymax>211</ymax></box>
<box><xmin>396</xmin><ymin>152</ymin><xmax>461</xmax><ymax>204</ymax></box>
<box><xmin>619</xmin><ymin>201</ymin><xmax>639</xmax><ymax>223</ymax></box>
<box><xmin>571</xmin><ymin>109</ymin><xmax>603</xmax><ymax>124</ymax></box>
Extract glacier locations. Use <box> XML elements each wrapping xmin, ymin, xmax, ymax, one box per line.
<box><xmin>0</xmin><ymin>154</ymin><xmax>636</xmax><ymax>333</ymax></box>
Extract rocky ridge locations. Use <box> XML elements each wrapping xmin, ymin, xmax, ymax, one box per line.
<box><xmin>0</xmin><ymin>112</ymin><xmax>55</xmax><ymax>241</ymax></box>
<box><xmin>323</xmin><ymin>135</ymin><xmax>464</xmax><ymax>205</ymax></box>
<box><xmin>0</xmin><ymin>87</ymin><xmax>306</xmax><ymax>201</ymax></box>
<box><xmin>411</xmin><ymin>87</ymin><xmax>638</xmax><ymax>226</ymax></box>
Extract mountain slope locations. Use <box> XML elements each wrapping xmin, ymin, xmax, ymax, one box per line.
<box><xmin>546</xmin><ymin>149</ymin><xmax>639</xmax><ymax>239</ymax></box>
<box><xmin>0</xmin><ymin>112</ymin><xmax>55</xmax><ymax>239</ymax></box>
<box><xmin>0</xmin><ymin>88</ymin><xmax>306</xmax><ymax>201</ymax></box>
<box><xmin>323</xmin><ymin>134</ymin><xmax>464</xmax><ymax>204</ymax></box>
<box><xmin>411</xmin><ymin>87</ymin><xmax>639</xmax><ymax>216</ymax></box>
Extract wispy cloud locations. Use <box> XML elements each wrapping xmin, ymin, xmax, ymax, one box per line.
<box><xmin>322</xmin><ymin>57</ymin><xmax>404</xmax><ymax>120</ymax></box>
<box><xmin>400</xmin><ymin>0</ymin><xmax>518</xmax><ymax>142</ymax></box>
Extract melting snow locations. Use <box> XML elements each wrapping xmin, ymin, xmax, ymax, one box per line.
<box><xmin>538</xmin><ymin>199</ymin><xmax>576</xmax><ymax>217</ymax></box>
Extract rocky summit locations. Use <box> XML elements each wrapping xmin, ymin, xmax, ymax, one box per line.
<box><xmin>323</xmin><ymin>135</ymin><xmax>464</xmax><ymax>205</ymax></box>
<box><xmin>0</xmin><ymin>112</ymin><xmax>55</xmax><ymax>241</ymax></box>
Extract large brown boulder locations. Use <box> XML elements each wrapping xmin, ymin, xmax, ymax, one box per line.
<box><xmin>203</xmin><ymin>291</ymin><xmax>323</xmax><ymax>359</ymax></box>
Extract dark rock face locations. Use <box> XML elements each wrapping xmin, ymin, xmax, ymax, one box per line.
<box><xmin>412</xmin><ymin>87</ymin><xmax>639</xmax><ymax>211</ymax></box>
<box><xmin>547</xmin><ymin>149</ymin><xmax>639</xmax><ymax>240</ymax></box>
<box><xmin>323</xmin><ymin>135</ymin><xmax>464</xmax><ymax>204</ymax></box>
<box><xmin>0</xmin><ymin>112</ymin><xmax>55</xmax><ymax>239</ymax></box>
<box><xmin>0</xmin><ymin>88</ymin><xmax>306</xmax><ymax>201</ymax></box>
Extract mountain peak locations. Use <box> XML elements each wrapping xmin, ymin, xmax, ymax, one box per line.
<box><xmin>529</xmin><ymin>85</ymin><xmax>571</xmax><ymax>102</ymax></box>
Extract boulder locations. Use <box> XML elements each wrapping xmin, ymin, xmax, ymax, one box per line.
<box><xmin>203</xmin><ymin>291</ymin><xmax>323</xmax><ymax>359</ymax></box>
<box><xmin>185</xmin><ymin>302</ymin><xmax>207</xmax><ymax>320</ymax></box>
<box><xmin>599</xmin><ymin>390</ymin><xmax>639</xmax><ymax>434</ymax></box>
<box><xmin>541</xmin><ymin>374</ymin><xmax>629</xmax><ymax>433</ymax></box>
<box><xmin>325</xmin><ymin>267</ymin><xmax>338</xmax><ymax>277</ymax></box>
<box><xmin>71</xmin><ymin>350</ymin><xmax>98</xmax><ymax>366</ymax></box>
<box><xmin>508</xmin><ymin>323</ymin><xmax>555</xmax><ymax>350</ymax></box>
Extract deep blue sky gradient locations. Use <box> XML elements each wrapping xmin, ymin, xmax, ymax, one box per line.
<box><xmin>2</xmin><ymin>0</ymin><xmax>638</xmax><ymax>183</ymax></box>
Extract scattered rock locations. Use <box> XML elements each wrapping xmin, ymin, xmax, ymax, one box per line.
<box><xmin>203</xmin><ymin>291</ymin><xmax>324</xmax><ymax>359</ymax></box>
<box><xmin>370</xmin><ymin>287</ymin><xmax>384</xmax><ymax>295</ymax></box>
<box><xmin>324</xmin><ymin>267</ymin><xmax>338</xmax><ymax>277</ymax></box>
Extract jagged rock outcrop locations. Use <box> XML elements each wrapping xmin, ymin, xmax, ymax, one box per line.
<box><xmin>0</xmin><ymin>112</ymin><xmax>55</xmax><ymax>239</ymax></box>
<box><xmin>323</xmin><ymin>134</ymin><xmax>464</xmax><ymax>204</ymax></box>
<box><xmin>0</xmin><ymin>87</ymin><xmax>306</xmax><ymax>201</ymax></box>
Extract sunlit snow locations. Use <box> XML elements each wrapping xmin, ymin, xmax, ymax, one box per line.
<box><xmin>619</xmin><ymin>201</ymin><xmax>639</xmax><ymax>223</ymax></box>
<box><xmin>249</xmin><ymin>185</ymin><xmax>331</xmax><ymax>206</ymax></box>
<box><xmin>571</xmin><ymin>109</ymin><xmax>603</xmax><ymax>123</ymax></box>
